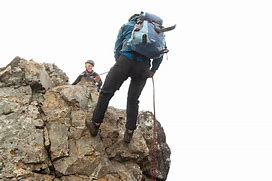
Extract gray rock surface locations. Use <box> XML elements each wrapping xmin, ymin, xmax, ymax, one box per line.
<box><xmin>0</xmin><ymin>57</ymin><xmax>171</xmax><ymax>180</ymax></box>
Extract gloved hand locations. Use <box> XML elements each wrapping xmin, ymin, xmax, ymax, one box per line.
<box><xmin>148</xmin><ymin>70</ymin><xmax>155</xmax><ymax>78</ymax></box>
<box><xmin>93</xmin><ymin>76</ymin><xmax>101</xmax><ymax>83</ymax></box>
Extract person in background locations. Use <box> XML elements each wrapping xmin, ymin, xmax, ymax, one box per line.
<box><xmin>85</xmin><ymin>13</ymin><xmax>164</xmax><ymax>144</ymax></box>
<box><xmin>72</xmin><ymin>59</ymin><xmax>102</xmax><ymax>91</ymax></box>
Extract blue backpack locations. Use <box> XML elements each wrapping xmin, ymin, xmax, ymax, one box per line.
<box><xmin>126</xmin><ymin>12</ymin><xmax>176</xmax><ymax>59</ymax></box>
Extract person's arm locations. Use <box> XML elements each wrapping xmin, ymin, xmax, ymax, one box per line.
<box><xmin>94</xmin><ymin>75</ymin><xmax>102</xmax><ymax>86</ymax></box>
<box><xmin>93</xmin><ymin>73</ymin><xmax>102</xmax><ymax>91</ymax></box>
<box><xmin>72</xmin><ymin>74</ymin><xmax>83</xmax><ymax>85</ymax></box>
<box><xmin>97</xmin><ymin>76</ymin><xmax>102</xmax><ymax>91</ymax></box>
<box><xmin>114</xmin><ymin>25</ymin><xmax>125</xmax><ymax>60</ymax></box>
<box><xmin>114</xmin><ymin>22</ymin><xmax>135</xmax><ymax>60</ymax></box>
<box><xmin>150</xmin><ymin>56</ymin><xmax>164</xmax><ymax>75</ymax></box>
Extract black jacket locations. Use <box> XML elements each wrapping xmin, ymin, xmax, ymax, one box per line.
<box><xmin>72</xmin><ymin>70</ymin><xmax>102</xmax><ymax>90</ymax></box>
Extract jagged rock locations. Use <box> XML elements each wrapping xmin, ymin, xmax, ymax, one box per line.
<box><xmin>16</xmin><ymin>173</ymin><xmax>55</xmax><ymax>181</ymax></box>
<box><xmin>0</xmin><ymin>112</ymin><xmax>49</xmax><ymax>179</ymax></box>
<box><xmin>44</xmin><ymin>63</ymin><xmax>69</xmax><ymax>87</ymax></box>
<box><xmin>0</xmin><ymin>56</ymin><xmax>68</xmax><ymax>90</ymax></box>
<box><xmin>47</xmin><ymin>122</ymin><xmax>69</xmax><ymax>160</ymax></box>
<box><xmin>138</xmin><ymin>112</ymin><xmax>171</xmax><ymax>180</ymax></box>
<box><xmin>60</xmin><ymin>175</ymin><xmax>91</xmax><ymax>181</ymax></box>
<box><xmin>0</xmin><ymin>57</ymin><xmax>171</xmax><ymax>181</ymax></box>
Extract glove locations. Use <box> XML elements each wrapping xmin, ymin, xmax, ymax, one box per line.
<box><xmin>148</xmin><ymin>70</ymin><xmax>155</xmax><ymax>78</ymax></box>
<box><xmin>93</xmin><ymin>76</ymin><xmax>101</xmax><ymax>83</ymax></box>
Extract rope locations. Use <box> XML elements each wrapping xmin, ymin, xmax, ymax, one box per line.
<box><xmin>151</xmin><ymin>77</ymin><xmax>158</xmax><ymax>181</ymax></box>
<box><xmin>99</xmin><ymin>71</ymin><xmax>109</xmax><ymax>76</ymax></box>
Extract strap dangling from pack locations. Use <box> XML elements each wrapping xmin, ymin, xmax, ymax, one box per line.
<box><xmin>156</xmin><ymin>24</ymin><xmax>176</xmax><ymax>33</ymax></box>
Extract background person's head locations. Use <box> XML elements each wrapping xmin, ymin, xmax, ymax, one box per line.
<box><xmin>85</xmin><ymin>60</ymin><xmax>95</xmax><ymax>72</ymax></box>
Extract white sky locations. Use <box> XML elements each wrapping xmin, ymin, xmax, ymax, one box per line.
<box><xmin>1</xmin><ymin>0</ymin><xmax>272</xmax><ymax>180</ymax></box>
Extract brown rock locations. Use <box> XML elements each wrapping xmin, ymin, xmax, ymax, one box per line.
<box><xmin>0</xmin><ymin>57</ymin><xmax>171</xmax><ymax>181</ymax></box>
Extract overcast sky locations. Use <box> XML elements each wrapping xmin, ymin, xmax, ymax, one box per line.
<box><xmin>1</xmin><ymin>0</ymin><xmax>272</xmax><ymax>180</ymax></box>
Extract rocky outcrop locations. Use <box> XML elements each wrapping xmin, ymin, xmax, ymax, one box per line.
<box><xmin>0</xmin><ymin>57</ymin><xmax>171</xmax><ymax>180</ymax></box>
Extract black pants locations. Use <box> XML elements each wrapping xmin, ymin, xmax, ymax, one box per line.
<box><xmin>92</xmin><ymin>55</ymin><xmax>150</xmax><ymax>130</ymax></box>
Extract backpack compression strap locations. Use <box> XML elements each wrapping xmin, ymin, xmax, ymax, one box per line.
<box><xmin>155</xmin><ymin>24</ymin><xmax>176</xmax><ymax>33</ymax></box>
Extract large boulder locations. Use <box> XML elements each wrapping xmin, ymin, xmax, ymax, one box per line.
<box><xmin>0</xmin><ymin>57</ymin><xmax>171</xmax><ymax>180</ymax></box>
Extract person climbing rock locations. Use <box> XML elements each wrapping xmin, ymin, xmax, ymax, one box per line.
<box><xmin>72</xmin><ymin>59</ymin><xmax>102</xmax><ymax>92</ymax></box>
<box><xmin>86</xmin><ymin>12</ymin><xmax>173</xmax><ymax>143</ymax></box>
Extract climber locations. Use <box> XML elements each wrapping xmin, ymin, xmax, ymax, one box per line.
<box><xmin>72</xmin><ymin>59</ymin><xmax>102</xmax><ymax>91</ymax></box>
<box><xmin>86</xmin><ymin>12</ymin><xmax>169</xmax><ymax>143</ymax></box>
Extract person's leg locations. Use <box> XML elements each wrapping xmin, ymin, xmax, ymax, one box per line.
<box><xmin>123</xmin><ymin>75</ymin><xmax>148</xmax><ymax>143</ymax></box>
<box><xmin>126</xmin><ymin>77</ymin><xmax>147</xmax><ymax>130</ymax></box>
<box><xmin>87</xmin><ymin>56</ymin><xmax>131</xmax><ymax>136</ymax></box>
<box><xmin>92</xmin><ymin>56</ymin><xmax>131</xmax><ymax>124</ymax></box>
<box><xmin>126</xmin><ymin>60</ymin><xmax>150</xmax><ymax>131</ymax></box>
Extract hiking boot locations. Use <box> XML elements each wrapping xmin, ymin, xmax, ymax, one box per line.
<box><xmin>85</xmin><ymin>119</ymin><xmax>100</xmax><ymax>137</ymax></box>
<box><xmin>123</xmin><ymin>129</ymin><xmax>134</xmax><ymax>143</ymax></box>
